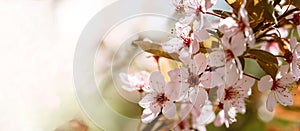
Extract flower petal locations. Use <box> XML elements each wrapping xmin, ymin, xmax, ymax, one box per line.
<box><xmin>235</xmin><ymin>75</ymin><xmax>255</xmax><ymax>90</ymax></box>
<box><xmin>141</xmin><ymin>104</ymin><xmax>160</xmax><ymax>123</ymax></box>
<box><xmin>139</xmin><ymin>93</ymin><xmax>157</xmax><ymax>108</ymax></box>
<box><xmin>266</xmin><ymin>92</ymin><xmax>276</xmax><ymax>112</ymax></box>
<box><xmin>197</xmin><ymin>102</ymin><xmax>215</xmax><ymax>125</ymax></box>
<box><xmin>200</xmin><ymin>72</ymin><xmax>212</xmax><ymax>88</ymax></box>
<box><xmin>194</xmin><ymin>53</ymin><xmax>207</xmax><ymax>74</ymax></box>
<box><xmin>162</xmin><ymin>101</ymin><xmax>176</xmax><ymax>119</ymax></box>
<box><xmin>162</xmin><ymin>38</ymin><xmax>183</xmax><ymax>53</ymax></box>
<box><xmin>231</xmin><ymin>32</ymin><xmax>246</xmax><ymax>56</ymax></box>
<box><xmin>275</xmin><ymin>88</ymin><xmax>293</xmax><ymax>106</ymax></box>
<box><xmin>189</xmin><ymin>88</ymin><xmax>208</xmax><ymax>110</ymax></box>
<box><xmin>277</xmin><ymin>65</ymin><xmax>289</xmax><ymax>78</ymax></box>
<box><xmin>258</xmin><ymin>75</ymin><xmax>273</xmax><ymax>92</ymax></box>
<box><xmin>168</xmin><ymin>67</ymin><xmax>189</xmax><ymax>83</ymax></box>
<box><xmin>208</xmin><ymin>50</ymin><xmax>225</xmax><ymax>67</ymax></box>
<box><xmin>224</xmin><ymin>62</ymin><xmax>239</xmax><ymax>87</ymax></box>
<box><xmin>165</xmin><ymin>82</ymin><xmax>180</xmax><ymax>101</ymax></box>
<box><xmin>278</xmin><ymin>73</ymin><xmax>296</xmax><ymax>86</ymax></box>
<box><xmin>150</xmin><ymin>71</ymin><xmax>165</xmax><ymax>93</ymax></box>
<box><xmin>214</xmin><ymin>110</ymin><xmax>225</xmax><ymax>127</ymax></box>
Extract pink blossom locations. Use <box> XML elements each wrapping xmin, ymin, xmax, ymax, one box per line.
<box><xmin>175</xmin><ymin>101</ymin><xmax>215</xmax><ymax>131</ymax></box>
<box><xmin>215</xmin><ymin>75</ymin><xmax>255</xmax><ymax>127</ymax></box>
<box><xmin>258</xmin><ymin>65</ymin><xmax>296</xmax><ymax>112</ymax></box>
<box><xmin>119</xmin><ymin>71</ymin><xmax>151</xmax><ymax>92</ymax></box>
<box><xmin>139</xmin><ymin>71</ymin><xmax>179</xmax><ymax>123</ymax></box>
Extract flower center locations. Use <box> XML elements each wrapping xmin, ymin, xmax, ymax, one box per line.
<box><xmin>156</xmin><ymin>93</ymin><xmax>169</xmax><ymax>105</ymax></box>
<box><xmin>187</xmin><ymin>73</ymin><xmax>200</xmax><ymax>87</ymax></box>
<box><xmin>182</xmin><ymin>37</ymin><xmax>192</xmax><ymax>47</ymax></box>
<box><xmin>224</xmin><ymin>87</ymin><xmax>238</xmax><ymax>100</ymax></box>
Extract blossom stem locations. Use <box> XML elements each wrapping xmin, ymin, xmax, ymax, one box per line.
<box><xmin>243</xmin><ymin>73</ymin><xmax>260</xmax><ymax>80</ymax></box>
<box><xmin>204</xmin><ymin>11</ymin><xmax>222</xmax><ymax>18</ymax></box>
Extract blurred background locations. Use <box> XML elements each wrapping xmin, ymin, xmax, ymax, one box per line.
<box><xmin>1</xmin><ymin>0</ymin><xmax>300</xmax><ymax>131</ymax></box>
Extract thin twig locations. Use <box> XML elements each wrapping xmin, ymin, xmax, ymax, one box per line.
<box><xmin>243</xmin><ymin>73</ymin><xmax>260</xmax><ymax>80</ymax></box>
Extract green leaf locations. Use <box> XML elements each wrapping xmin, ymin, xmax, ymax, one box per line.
<box><xmin>132</xmin><ymin>41</ymin><xmax>180</xmax><ymax>61</ymax></box>
<box><xmin>248</xmin><ymin>49</ymin><xmax>278</xmax><ymax>78</ymax></box>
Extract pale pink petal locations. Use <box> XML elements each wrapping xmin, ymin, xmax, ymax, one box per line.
<box><xmin>139</xmin><ymin>93</ymin><xmax>157</xmax><ymax>108</ymax></box>
<box><xmin>292</xmin><ymin>55</ymin><xmax>300</xmax><ymax>78</ymax></box>
<box><xmin>194</xmin><ymin>53</ymin><xmax>207</xmax><ymax>73</ymax></box>
<box><xmin>231</xmin><ymin>32</ymin><xmax>246</xmax><ymax>56</ymax></box>
<box><xmin>235</xmin><ymin>99</ymin><xmax>246</xmax><ymax>114</ymax></box>
<box><xmin>205</xmin><ymin>0</ymin><xmax>216</xmax><ymax>10</ymax></box>
<box><xmin>235</xmin><ymin>75</ymin><xmax>255</xmax><ymax>90</ymax></box>
<box><xmin>165</xmin><ymin>82</ymin><xmax>180</xmax><ymax>101</ymax></box>
<box><xmin>168</xmin><ymin>67</ymin><xmax>189</xmax><ymax>83</ymax></box>
<box><xmin>196</xmin><ymin>126</ymin><xmax>207</xmax><ymax>131</ymax></box>
<box><xmin>192</xmin><ymin>40</ymin><xmax>200</xmax><ymax>54</ymax></box>
<box><xmin>224</xmin><ymin>62</ymin><xmax>239</xmax><ymax>87</ymax></box>
<box><xmin>217</xmin><ymin>85</ymin><xmax>225</xmax><ymax>101</ymax></box>
<box><xmin>266</xmin><ymin>92</ymin><xmax>276</xmax><ymax>112</ymax></box>
<box><xmin>275</xmin><ymin>88</ymin><xmax>293</xmax><ymax>106</ymax></box>
<box><xmin>278</xmin><ymin>73</ymin><xmax>296</xmax><ymax>86</ymax></box>
<box><xmin>238</xmin><ymin>0</ymin><xmax>248</xmax><ymax>24</ymax></box>
<box><xmin>224</xmin><ymin>101</ymin><xmax>236</xmax><ymax>126</ymax></box>
<box><xmin>258</xmin><ymin>75</ymin><xmax>273</xmax><ymax>92</ymax></box>
<box><xmin>168</xmin><ymin>81</ymin><xmax>189</xmax><ymax>98</ymax></box>
<box><xmin>210</xmin><ymin>68</ymin><xmax>224</xmax><ymax>87</ymax></box>
<box><xmin>190</xmin><ymin>88</ymin><xmax>208</xmax><ymax>110</ymax></box>
<box><xmin>162</xmin><ymin>38</ymin><xmax>183</xmax><ymax>53</ymax></box>
<box><xmin>208</xmin><ymin>50</ymin><xmax>225</xmax><ymax>67</ymax></box>
<box><xmin>218</xmin><ymin>17</ymin><xmax>238</xmax><ymax>38</ymax></box>
<box><xmin>277</xmin><ymin>65</ymin><xmax>289</xmax><ymax>78</ymax></box>
<box><xmin>179</xmin><ymin>48</ymin><xmax>191</xmax><ymax>63</ymax></box>
<box><xmin>141</xmin><ymin>104</ymin><xmax>160</xmax><ymax>123</ymax></box>
<box><xmin>179</xmin><ymin>102</ymin><xmax>193</xmax><ymax>120</ymax></box>
<box><xmin>162</xmin><ymin>101</ymin><xmax>176</xmax><ymax>119</ymax></box>
<box><xmin>197</xmin><ymin>102</ymin><xmax>215</xmax><ymax>125</ymax></box>
<box><xmin>220</xmin><ymin>36</ymin><xmax>231</xmax><ymax>50</ymax></box>
<box><xmin>150</xmin><ymin>71</ymin><xmax>165</xmax><ymax>93</ymax></box>
<box><xmin>214</xmin><ymin>110</ymin><xmax>225</xmax><ymax>127</ymax></box>
<box><xmin>194</xmin><ymin>28</ymin><xmax>210</xmax><ymax>42</ymax></box>
<box><xmin>200</xmin><ymin>72</ymin><xmax>212</xmax><ymax>87</ymax></box>
<box><xmin>189</xmin><ymin>60</ymin><xmax>199</xmax><ymax>74</ymax></box>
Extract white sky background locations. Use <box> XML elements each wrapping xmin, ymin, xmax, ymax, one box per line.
<box><xmin>0</xmin><ymin>0</ymin><xmax>114</xmax><ymax>130</ymax></box>
<box><xmin>0</xmin><ymin>0</ymin><xmax>230</xmax><ymax>130</ymax></box>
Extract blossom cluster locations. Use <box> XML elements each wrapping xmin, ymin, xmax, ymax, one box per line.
<box><xmin>120</xmin><ymin>0</ymin><xmax>300</xmax><ymax>130</ymax></box>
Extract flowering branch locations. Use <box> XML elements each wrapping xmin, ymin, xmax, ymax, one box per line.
<box><xmin>118</xmin><ymin>0</ymin><xmax>300</xmax><ymax>130</ymax></box>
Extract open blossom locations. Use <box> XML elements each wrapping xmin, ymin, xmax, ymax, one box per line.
<box><xmin>290</xmin><ymin>36</ymin><xmax>300</xmax><ymax>79</ymax></box>
<box><xmin>258</xmin><ymin>65</ymin><xmax>296</xmax><ymax>112</ymax></box>
<box><xmin>139</xmin><ymin>71</ymin><xmax>179</xmax><ymax>123</ymax></box>
<box><xmin>163</xmin><ymin>0</ymin><xmax>217</xmax><ymax>60</ymax></box>
<box><xmin>215</xmin><ymin>75</ymin><xmax>255</xmax><ymax>127</ymax></box>
<box><xmin>219</xmin><ymin>33</ymin><xmax>245</xmax><ymax>85</ymax></box>
<box><xmin>175</xmin><ymin>101</ymin><xmax>215</xmax><ymax>131</ymax></box>
<box><xmin>119</xmin><ymin>71</ymin><xmax>151</xmax><ymax>92</ymax></box>
<box><xmin>168</xmin><ymin>53</ymin><xmax>210</xmax><ymax>109</ymax></box>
